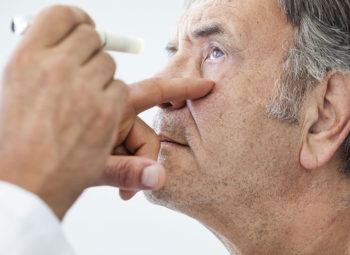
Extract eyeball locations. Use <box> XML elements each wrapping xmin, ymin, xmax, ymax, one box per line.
<box><xmin>208</xmin><ymin>47</ymin><xmax>225</xmax><ymax>60</ymax></box>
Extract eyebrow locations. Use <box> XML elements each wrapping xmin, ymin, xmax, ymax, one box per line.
<box><xmin>191</xmin><ymin>23</ymin><xmax>225</xmax><ymax>38</ymax></box>
<box><xmin>165</xmin><ymin>23</ymin><xmax>232</xmax><ymax>54</ymax></box>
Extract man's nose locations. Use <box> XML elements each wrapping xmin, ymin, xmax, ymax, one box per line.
<box><xmin>155</xmin><ymin>56</ymin><xmax>201</xmax><ymax>110</ymax></box>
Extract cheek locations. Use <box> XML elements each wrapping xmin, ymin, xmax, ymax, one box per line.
<box><xmin>188</xmin><ymin>72</ymin><xmax>302</xmax><ymax>198</ymax></box>
<box><xmin>187</xmin><ymin>72</ymin><xmax>272</xmax><ymax>175</ymax></box>
<box><xmin>202</xmin><ymin>63</ymin><xmax>222</xmax><ymax>79</ymax></box>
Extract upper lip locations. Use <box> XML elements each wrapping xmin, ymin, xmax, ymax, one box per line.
<box><xmin>158</xmin><ymin>133</ymin><xmax>189</xmax><ymax>147</ymax></box>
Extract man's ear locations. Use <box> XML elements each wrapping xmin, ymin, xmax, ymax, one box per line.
<box><xmin>300</xmin><ymin>73</ymin><xmax>350</xmax><ymax>170</ymax></box>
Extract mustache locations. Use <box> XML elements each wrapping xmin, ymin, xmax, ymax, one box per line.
<box><xmin>153</xmin><ymin>109</ymin><xmax>189</xmax><ymax>145</ymax></box>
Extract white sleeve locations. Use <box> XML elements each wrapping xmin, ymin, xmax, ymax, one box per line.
<box><xmin>0</xmin><ymin>181</ymin><xmax>75</xmax><ymax>255</ymax></box>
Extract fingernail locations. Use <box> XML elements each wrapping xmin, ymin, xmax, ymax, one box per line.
<box><xmin>142</xmin><ymin>165</ymin><xmax>160</xmax><ymax>188</ymax></box>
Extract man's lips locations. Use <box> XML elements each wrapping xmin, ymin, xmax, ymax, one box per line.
<box><xmin>158</xmin><ymin>133</ymin><xmax>189</xmax><ymax>147</ymax></box>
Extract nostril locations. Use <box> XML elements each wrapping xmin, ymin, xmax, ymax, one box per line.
<box><xmin>158</xmin><ymin>101</ymin><xmax>186</xmax><ymax>110</ymax></box>
<box><xmin>170</xmin><ymin>100</ymin><xmax>186</xmax><ymax>109</ymax></box>
<box><xmin>159</xmin><ymin>102</ymin><xmax>172</xmax><ymax>109</ymax></box>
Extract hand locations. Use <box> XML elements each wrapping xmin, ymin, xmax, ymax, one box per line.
<box><xmin>98</xmin><ymin>78</ymin><xmax>215</xmax><ymax>200</ymax></box>
<box><xmin>0</xmin><ymin>5</ymin><xmax>127</xmax><ymax>219</ymax></box>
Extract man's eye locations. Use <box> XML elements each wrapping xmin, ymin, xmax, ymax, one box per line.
<box><xmin>166</xmin><ymin>45</ymin><xmax>178</xmax><ymax>57</ymax></box>
<box><xmin>207</xmin><ymin>47</ymin><xmax>225</xmax><ymax>61</ymax></box>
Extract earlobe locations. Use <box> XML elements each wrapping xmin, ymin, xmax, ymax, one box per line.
<box><xmin>300</xmin><ymin>140</ymin><xmax>319</xmax><ymax>170</ymax></box>
<box><xmin>300</xmin><ymin>73</ymin><xmax>350</xmax><ymax>170</ymax></box>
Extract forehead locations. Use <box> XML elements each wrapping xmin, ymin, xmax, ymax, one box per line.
<box><xmin>184</xmin><ymin>0</ymin><xmax>284</xmax><ymax>20</ymax></box>
<box><xmin>177</xmin><ymin>0</ymin><xmax>289</xmax><ymax>43</ymax></box>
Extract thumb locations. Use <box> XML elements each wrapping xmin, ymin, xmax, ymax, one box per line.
<box><xmin>99</xmin><ymin>155</ymin><xmax>166</xmax><ymax>191</ymax></box>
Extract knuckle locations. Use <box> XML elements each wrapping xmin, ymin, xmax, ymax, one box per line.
<box><xmin>69</xmin><ymin>25</ymin><xmax>100</xmax><ymax>52</ymax></box>
<box><xmin>41</xmin><ymin>5</ymin><xmax>92</xmax><ymax>31</ymax></box>
<box><xmin>77</xmin><ymin>25</ymin><xmax>100</xmax><ymax>46</ymax></box>
<box><xmin>75</xmin><ymin>23</ymin><xmax>94</xmax><ymax>36</ymax></box>
<box><xmin>102</xmin><ymin>53</ymin><xmax>117</xmax><ymax>72</ymax></box>
<box><xmin>117</xmin><ymin>163</ymin><xmax>138</xmax><ymax>188</ymax></box>
<box><xmin>44</xmin><ymin>5</ymin><xmax>75</xmax><ymax>20</ymax></box>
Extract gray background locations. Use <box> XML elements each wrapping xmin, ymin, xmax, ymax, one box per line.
<box><xmin>0</xmin><ymin>1</ymin><xmax>229</xmax><ymax>254</ymax></box>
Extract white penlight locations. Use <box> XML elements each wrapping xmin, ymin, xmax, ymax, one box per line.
<box><xmin>11</xmin><ymin>15</ymin><xmax>32</xmax><ymax>36</ymax></box>
<box><xmin>96</xmin><ymin>30</ymin><xmax>144</xmax><ymax>54</ymax></box>
<box><xmin>11</xmin><ymin>15</ymin><xmax>144</xmax><ymax>55</ymax></box>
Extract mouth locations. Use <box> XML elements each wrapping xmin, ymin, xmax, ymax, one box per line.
<box><xmin>158</xmin><ymin>133</ymin><xmax>189</xmax><ymax>147</ymax></box>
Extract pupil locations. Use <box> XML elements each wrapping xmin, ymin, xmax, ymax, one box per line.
<box><xmin>212</xmin><ymin>49</ymin><xmax>223</xmax><ymax>59</ymax></box>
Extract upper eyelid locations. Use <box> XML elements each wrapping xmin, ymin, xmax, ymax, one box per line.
<box><xmin>205</xmin><ymin>42</ymin><xmax>226</xmax><ymax>55</ymax></box>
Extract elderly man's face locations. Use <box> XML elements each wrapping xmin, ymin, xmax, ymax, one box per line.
<box><xmin>146</xmin><ymin>0</ymin><xmax>302</xmax><ymax>222</ymax></box>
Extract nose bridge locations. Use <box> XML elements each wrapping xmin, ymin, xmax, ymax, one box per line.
<box><xmin>157</xmin><ymin>53</ymin><xmax>201</xmax><ymax>79</ymax></box>
<box><xmin>155</xmin><ymin>53</ymin><xmax>202</xmax><ymax>110</ymax></box>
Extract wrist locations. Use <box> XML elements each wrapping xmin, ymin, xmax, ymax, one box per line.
<box><xmin>0</xmin><ymin>170</ymin><xmax>83</xmax><ymax>220</ymax></box>
<box><xmin>39</xmin><ymin>186</ymin><xmax>82</xmax><ymax>220</ymax></box>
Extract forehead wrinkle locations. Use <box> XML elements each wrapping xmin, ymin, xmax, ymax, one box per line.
<box><xmin>182</xmin><ymin>3</ymin><xmax>249</xmax><ymax>49</ymax></box>
<box><xmin>175</xmin><ymin>0</ymin><xmax>283</xmax><ymax>55</ymax></box>
<box><xmin>188</xmin><ymin>0</ymin><xmax>235</xmax><ymax>9</ymax></box>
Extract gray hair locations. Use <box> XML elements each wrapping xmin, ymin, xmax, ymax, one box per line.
<box><xmin>185</xmin><ymin>0</ymin><xmax>350</xmax><ymax>173</ymax></box>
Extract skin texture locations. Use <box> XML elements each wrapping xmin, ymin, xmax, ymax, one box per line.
<box><xmin>145</xmin><ymin>0</ymin><xmax>350</xmax><ymax>254</ymax></box>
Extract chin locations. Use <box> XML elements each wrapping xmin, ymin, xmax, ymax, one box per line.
<box><xmin>144</xmin><ymin>143</ymin><xmax>192</xmax><ymax>210</ymax></box>
<box><xmin>143</xmin><ymin>143</ymin><xmax>219</xmax><ymax>215</ymax></box>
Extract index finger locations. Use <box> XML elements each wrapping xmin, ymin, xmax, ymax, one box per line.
<box><xmin>26</xmin><ymin>5</ymin><xmax>95</xmax><ymax>47</ymax></box>
<box><xmin>128</xmin><ymin>78</ymin><xmax>215</xmax><ymax>114</ymax></box>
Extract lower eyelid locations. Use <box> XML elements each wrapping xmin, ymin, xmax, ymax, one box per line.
<box><xmin>202</xmin><ymin>58</ymin><xmax>225</xmax><ymax>71</ymax></box>
<box><xmin>206</xmin><ymin>58</ymin><xmax>225</xmax><ymax>64</ymax></box>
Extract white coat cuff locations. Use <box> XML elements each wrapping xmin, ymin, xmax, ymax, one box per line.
<box><xmin>0</xmin><ymin>181</ymin><xmax>75</xmax><ymax>255</ymax></box>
